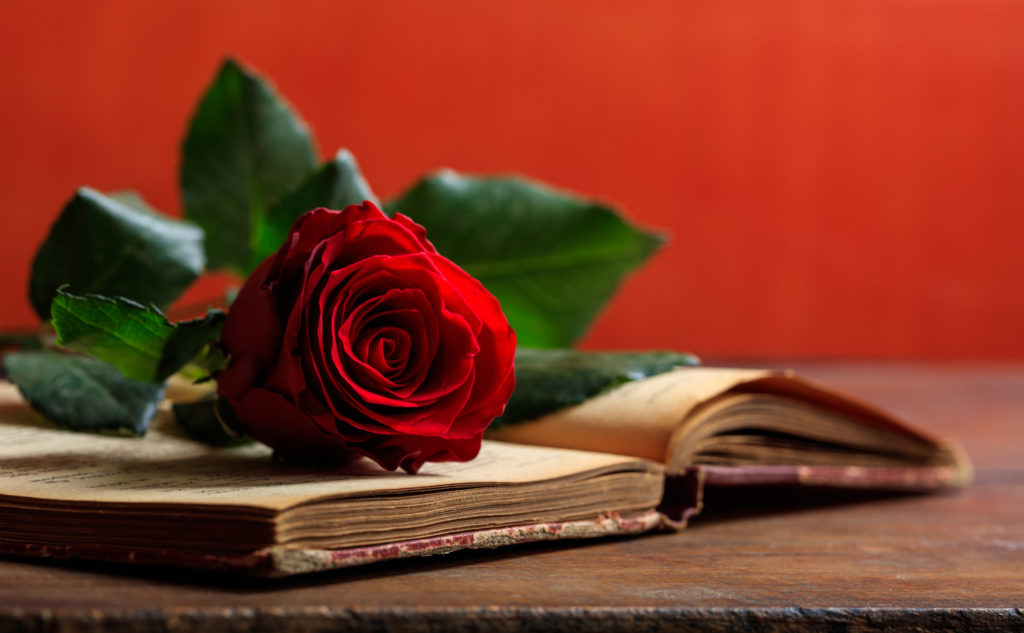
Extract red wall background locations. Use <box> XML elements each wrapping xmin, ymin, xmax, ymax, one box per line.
<box><xmin>2</xmin><ymin>0</ymin><xmax>1022</xmax><ymax>359</ymax></box>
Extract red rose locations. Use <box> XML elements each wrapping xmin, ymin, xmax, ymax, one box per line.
<box><xmin>217</xmin><ymin>203</ymin><xmax>516</xmax><ymax>473</ymax></box>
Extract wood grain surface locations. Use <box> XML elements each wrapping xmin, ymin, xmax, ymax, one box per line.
<box><xmin>1</xmin><ymin>363</ymin><xmax>1022</xmax><ymax>632</ymax></box>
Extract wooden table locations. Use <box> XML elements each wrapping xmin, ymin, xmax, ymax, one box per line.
<box><xmin>1</xmin><ymin>363</ymin><xmax>1021</xmax><ymax>632</ymax></box>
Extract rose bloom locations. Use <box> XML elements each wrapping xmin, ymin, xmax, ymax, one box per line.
<box><xmin>217</xmin><ymin>203</ymin><xmax>516</xmax><ymax>473</ymax></box>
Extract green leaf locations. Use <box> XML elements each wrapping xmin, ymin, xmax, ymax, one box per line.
<box><xmin>52</xmin><ymin>290</ymin><xmax>174</xmax><ymax>382</ymax></box>
<box><xmin>108</xmin><ymin>190</ymin><xmax>160</xmax><ymax>213</ymax></box>
<box><xmin>29</xmin><ymin>188</ymin><xmax>204</xmax><ymax>321</ymax></box>
<box><xmin>387</xmin><ymin>172</ymin><xmax>665</xmax><ymax>348</ymax></box>
<box><xmin>172</xmin><ymin>398</ymin><xmax>251</xmax><ymax>447</ymax></box>
<box><xmin>252</xmin><ymin>149</ymin><xmax>379</xmax><ymax>266</ymax></box>
<box><xmin>490</xmin><ymin>348</ymin><xmax>700</xmax><ymax>429</ymax></box>
<box><xmin>182</xmin><ymin>58</ymin><xmax>318</xmax><ymax>275</ymax></box>
<box><xmin>155</xmin><ymin>310</ymin><xmax>226</xmax><ymax>381</ymax></box>
<box><xmin>3</xmin><ymin>351</ymin><xmax>165</xmax><ymax>436</ymax></box>
<box><xmin>52</xmin><ymin>290</ymin><xmax>226</xmax><ymax>383</ymax></box>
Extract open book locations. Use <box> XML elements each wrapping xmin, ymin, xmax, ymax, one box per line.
<box><xmin>0</xmin><ymin>368</ymin><xmax>969</xmax><ymax>576</ymax></box>
<box><xmin>489</xmin><ymin>367</ymin><xmax>970</xmax><ymax>522</ymax></box>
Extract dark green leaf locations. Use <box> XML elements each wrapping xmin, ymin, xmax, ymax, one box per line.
<box><xmin>52</xmin><ymin>290</ymin><xmax>227</xmax><ymax>384</ymax></box>
<box><xmin>0</xmin><ymin>332</ymin><xmax>43</xmax><ymax>381</ymax></box>
<box><xmin>108</xmin><ymin>190</ymin><xmax>160</xmax><ymax>213</ymax></box>
<box><xmin>52</xmin><ymin>290</ymin><xmax>174</xmax><ymax>382</ymax></box>
<box><xmin>252</xmin><ymin>149</ymin><xmax>379</xmax><ymax>267</ymax></box>
<box><xmin>3</xmin><ymin>351</ymin><xmax>165</xmax><ymax>435</ymax></box>
<box><xmin>490</xmin><ymin>348</ymin><xmax>700</xmax><ymax>429</ymax></box>
<box><xmin>29</xmin><ymin>188</ymin><xmax>204</xmax><ymax>320</ymax></box>
<box><xmin>182</xmin><ymin>58</ymin><xmax>318</xmax><ymax>275</ymax></box>
<box><xmin>172</xmin><ymin>398</ymin><xmax>251</xmax><ymax>447</ymax></box>
<box><xmin>156</xmin><ymin>310</ymin><xmax>226</xmax><ymax>381</ymax></box>
<box><xmin>387</xmin><ymin>172</ymin><xmax>665</xmax><ymax>348</ymax></box>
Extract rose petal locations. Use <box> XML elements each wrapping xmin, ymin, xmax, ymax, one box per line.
<box><xmin>335</xmin><ymin>289</ymin><xmax>433</xmax><ymax>405</ymax></box>
<box><xmin>218</xmin><ymin>257</ymin><xmax>286</xmax><ymax>401</ymax></box>
<box><xmin>218</xmin><ymin>203</ymin><xmax>515</xmax><ymax>473</ymax></box>
<box><xmin>429</xmin><ymin>254</ymin><xmax>517</xmax><ymax>412</ymax></box>
<box><xmin>231</xmin><ymin>389</ymin><xmax>354</xmax><ymax>461</ymax></box>
<box><xmin>345</xmin><ymin>430</ymin><xmax>485</xmax><ymax>474</ymax></box>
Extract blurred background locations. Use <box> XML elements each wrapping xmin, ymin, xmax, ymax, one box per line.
<box><xmin>1</xmin><ymin>0</ymin><xmax>1022</xmax><ymax>360</ymax></box>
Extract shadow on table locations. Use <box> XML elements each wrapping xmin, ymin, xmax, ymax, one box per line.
<box><xmin>690</xmin><ymin>484</ymin><xmax>935</xmax><ymax>527</ymax></box>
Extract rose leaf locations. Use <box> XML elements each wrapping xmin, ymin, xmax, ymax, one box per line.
<box><xmin>155</xmin><ymin>310</ymin><xmax>227</xmax><ymax>381</ymax></box>
<box><xmin>2</xmin><ymin>351</ymin><xmax>165</xmax><ymax>436</ymax></box>
<box><xmin>108</xmin><ymin>189</ymin><xmax>161</xmax><ymax>213</ymax></box>
<box><xmin>52</xmin><ymin>290</ymin><xmax>226</xmax><ymax>383</ymax></box>
<box><xmin>387</xmin><ymin>172</ymin><xmax>665</xmax><ymax>348</ymax></box>
<box><xmin>29</xmin><ymin>188</ymin><xmax>204</xmax><ymax>321</ymax></box>
<box><xmin>489</xmin><ymin>348</ymin><xmax>700</xmax><ymax>429</ymax></box>
<box><xmin>172</xmin><ymin>398</ymin><xmax>251</xmax><ymax>447</ymax></box>
<box><xmin>181</xmin><ymin>58</ymin><xmax>318</xmax><ymax>275</ymax></box>
<box><xmin>52</xmin><ymin>290</ymin><xmax>174</xmax><ymax>383</ymax></box>
<box><xmin>251</xmin><ymin>148</ymin><xmax>379</xmax><ymax>267</ymax></box>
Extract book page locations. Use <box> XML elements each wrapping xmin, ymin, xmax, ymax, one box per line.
<box><xmin>0</xmin><ymin>384</ymin><xmax>657</xmax><ymax>511</ymax></box>
<box><xmin>488</xmin><ymin>367</ymin><xmax>772</xmax><ymax>463</ymax></box>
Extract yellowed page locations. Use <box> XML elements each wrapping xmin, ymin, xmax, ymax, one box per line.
<box><xmin>0</xmin><ymin>383</ymin><xmax>656</xmax><ymax>511</ymax></box>
<box><xmin>488</xmin><ymin>367</ymin><xmax>772</xmax><ymax>462</ymax></box>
